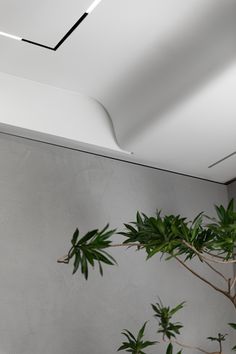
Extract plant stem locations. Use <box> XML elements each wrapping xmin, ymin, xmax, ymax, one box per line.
<box><xmin>109</xmin><ymin>243</ymin><xmax>144</xmax><ymax>248</ymax></box>
<box><xmin>231</xmin><ymin>274</ymin><xmax>236</xmax><ymax>291</ymax></box>
<box><xmin>219</xmin><ymin>336</ymin><xmax>222</xmax><ymax>353</ymax></box>
<box><xmin>57</xmin><ymin>243</ymin><xmax>145</xmax><ymax>263</ymax></box>
<box><xmin>175</xmin><ymin>257</ymin><xmax>234</xmax><ymax>305</ymax></box>
<box><xmin>203</xmin><ymin>261</ymin><xmax>228</xmax><ymax>282</ymax></box>
<box><xmin>203</xmin><ymin>250</ymin><xmax>226</xmax><ymax>260</ymax></box>
<box><xmin>182</xmin><ymin>241</ymin><xmax>236</xmax><ymax>264</ymax></box>
<box><xmin>173</xmin><ymin>339</ymin><xmax>210</xmax><ymax>354</ymax></box>
<box><xmin>57</xmin><ymin>255</ymin><xmax>69</xmax><ymax>263</ymax></box>
<box><xmin>57</xmin><ymin>242</ymin><xmax>236</xmax><ymax>307</ymax></box>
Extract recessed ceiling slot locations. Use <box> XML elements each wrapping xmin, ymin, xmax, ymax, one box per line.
<box><xmin>208</xmin><ymin>151</ymin><xmax>236</xmax><ymax>168</ymax></box>
<box><xmin>0</xmin><ymin>0</ymin><xmax>102</xmax><ymax>51</ymax></box>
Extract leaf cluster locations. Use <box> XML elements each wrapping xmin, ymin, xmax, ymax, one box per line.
<box><xmin>151</xmin><ymin>299</ymin><xmax>185</xmax><ymax>340</ymax></box>
<box><xmin>65</xmin><ymin>200</ymin><xmax>236</xmax><ymax>279</ymax></box>
<box><xmin>120</xmin><ymin>211</ymin><xmax>214</xmax><ymax>261</ymax></box>
<box><xmin>120</xmin><ymin>199</ymin><xmax>236</xmax><ymax>261</ymax></box>
<box><xmin>118</xmin><ymin>299</ymin><xmax>184</xmax><ymax>354</ymax></box>
<box><xmin>206</xmin><ymin>199</ymin><xmax>236</xmax><ymax>259</ymax></box>
<box><xmin>117</xmin><ymin>322</ymin><xmax>157</xmax><ymax>354</ymax></box>
<box><xmin>207</xmin><ymin>333</ymin><xmax>227</xmax><ymax>343</ymax></box>
<box><xmin>120</xmin><ymin>212</ymin><xmax>191</xmax><ymax>259</ymax></box>
<box><xmin>67</xmin><ymin>225</ymin><xmax>116</xmax><ymax>279</ymax></box>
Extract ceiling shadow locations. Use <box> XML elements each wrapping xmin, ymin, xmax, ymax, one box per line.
<box><xmin>107</xmin><ymin>1</ymin><xmax>236</xmax><ymax>148</ymax></box>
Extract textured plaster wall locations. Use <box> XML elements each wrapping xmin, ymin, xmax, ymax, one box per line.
<box><xmin>0</xmin><ymin>133</ymin><xmax>234</xmax><ymax>354</ymax></box>
<box><xmin>228</xmin><ymin>180</ymin><xmax>236</xmax><ymax>200</ymax></box>
<box><xmin>228</xmin><ymin>180</ymin><xmax>236</xmax><ymax>296</ymax></box>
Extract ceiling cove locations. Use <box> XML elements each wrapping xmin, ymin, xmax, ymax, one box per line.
<box><xmin>0</xmin><ymin>0</ymin><xmax>101</xmax><ymax>50</ymax></box>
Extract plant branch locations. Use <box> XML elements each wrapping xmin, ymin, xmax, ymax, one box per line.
<box><xmin>219</xmin><ymin>338</ymin><xmax>222</xmax><ymax>353</ymax></box>
<box><xmin>57</xmin><ymin>243</ymin><xmax>145</xmax><ymax>264</ymax></box>
<box><xmin>57</xmin><ymin>255</ymin><xmax>69</xmax><ymax>263</ymax></box>
<box><xmin>172</xmin><ymin>339</ymin><xmax>210</xmax><ymax>354</ymax></box>
<box><xmin>109</xmin><ymin>243</ymin><xmax>145</xmax><ymax>248</ymax></box>
<box><xmin>182</xmin><ymin>241</ymin><xmax>236</xmax><ymax>264</ymax></box>
<box><xmin>231</xmin><ymin>274</ymin><xmax>236</xmax><ymax>291</ymax></box>
<box><xmin>175</xmin><ymin>257</ymin><xmax>232</xmax><ymax>302</ymax></box>
<box><xmin>203</xmin><ymin>250</ymin><xmax>226</xmax><ymax>260</ymax></box>
<box><xmin>203</xmin><ymin>260</ymin><xmax>228</xmax><ymax>282</ymax></box>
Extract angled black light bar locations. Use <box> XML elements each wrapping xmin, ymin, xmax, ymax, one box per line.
<box><xmin>0</xmin><ymin>0</ymin><xmax>101</xmax><ymax>51</ymax></box>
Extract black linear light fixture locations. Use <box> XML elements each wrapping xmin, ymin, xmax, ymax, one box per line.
<box><xmin>0</xmin><ymin>0</ymin><xmax>102</xmax><ymax>51</ymax></box>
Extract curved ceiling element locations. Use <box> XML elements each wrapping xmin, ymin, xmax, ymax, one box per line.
<box><xmin>0</xmin><ymin>72</ymin><xmax>125</xmax><ymax>154</ymax></box>
<box><xmin>0</xmin><ymin>0</ymin><xmax>101</xmax><ymax>50</ymax></box>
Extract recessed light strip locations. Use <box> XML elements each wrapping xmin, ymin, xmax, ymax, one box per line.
<box><xmin>0</xmin><ymin>31</ymin><xmax>22</xmax><ymax>41</ymax></box>
<box><xmin>0</xmin><ymin>0</ymin><xmax>103</xmax><ymax>50</ymax></box>
<box><xmin>86</xmin><ymin>0</ymin><xmax>102</xmax><ymax>14</ymax></box>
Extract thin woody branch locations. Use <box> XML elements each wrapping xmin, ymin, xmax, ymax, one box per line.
<box><xmin>173</xmin><ymin>339</ymin><xmax>211</xmax><ymax>354</ymax></box>
<box><xmin>231</xmin><ymin>274</ymin><xmax>236</xmax><ymax>291</ymax></box>
<box><xmin>204</xmin><ymin>260</ymin><xmax>228</xmax><ymax>282</ymax></box>
<box><xmin>174</xmin><ymin>256</ymin><xmax>233</xmax><ymax>304</ymax></box>
<box><xmin>182</xmin><ymin>240</ymin><xmax>236</xmax><ymax>264</ymax></box>
<box><xmin>57</xmin><ymin>242</ymin><xmax>144</xmax><ymax>263</ymax></box>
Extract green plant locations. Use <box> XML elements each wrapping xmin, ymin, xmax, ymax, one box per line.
<box><xmin>117</xmin><ymin>322</ymin><xmax>157</xmax><ymax>354</ymax></box>
<box><xmin>58</xmin><ymin>200</ymin><xmax>236</xmax><ymax>306</ymax></box>
<box><xmin>118</xmin><ymin>299</ymin><xmax>228</xmax><ymax>354</ymax></box>
<box><xmin>207</xmin><ymin>333</ymin><xmax>227</xmax><ymax>353</ymax></box>
<box><xmin>58</xmin><ymin>225</ymin><xmax>117</xmax><ymax>279</ymax></box>
<box><xmin>58</xmin><ymin>199</ymin><xmax>236</xmax><ymax>351</ymax></box>
<box><xmin>151</xmin><ymin>299</ymin><xmax>185</xmax><ymax>340</ymax></box>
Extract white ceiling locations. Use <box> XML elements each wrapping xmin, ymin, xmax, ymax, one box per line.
<box><xmin>0</xmin><ymin>0</ymin><xmax>236</xmax><ymax>183</ymax></box>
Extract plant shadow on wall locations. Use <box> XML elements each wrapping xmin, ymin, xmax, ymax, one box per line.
<box><xmin>58</xmin><ymin>200</ymin><xmax>236</xmax><ymax>353</ymax></box>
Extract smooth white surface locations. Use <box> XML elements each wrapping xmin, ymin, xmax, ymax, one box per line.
<box><xmin>0</xmin><ymin>72</ymin><xmax>123</xmax><ymax>152</ymax></box>
<box><xmin>0</xmin><ymin>0</ymin><xmax>236</xmax><ymax>182</ymax></box>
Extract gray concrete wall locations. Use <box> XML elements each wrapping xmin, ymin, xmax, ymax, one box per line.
<box><xmin>228</xmin><ymin>179</ymin><xmax>236</xmax><ymax>301</ymax></box>
<box><xmin>0</xmin><ymin>133</ymin><xmax>234</xmax><ymax>354</ymax></box>
<box><xmin>228</xmin><ymin>180</ymin><xmax>236</xmax><ymax>200</ymax></box>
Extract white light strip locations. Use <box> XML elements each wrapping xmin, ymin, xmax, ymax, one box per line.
<box><xmin>0</xmin><ymin>31</ymin><xmax>22</xmax><ymax>41</ymax></box>
<box><xmin>86</xmin><ymin>0</ymin><xmax>102</xmax><ymax>14</ymax></box>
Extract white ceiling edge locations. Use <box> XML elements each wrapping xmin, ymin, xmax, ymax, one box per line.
<box><xmin>0</xmin><ymin>120</ymin><xmax>226</xmax><ymax>189</ymax></box>
<box><xmin>0</xmin><ymin>71</ymin><xmax>228</xmax><ymax>185</ymax></box>
<box><xmin>0</xmin><ymin>71</ymin><xmax>128</xmax><ymax>154</ymax></box>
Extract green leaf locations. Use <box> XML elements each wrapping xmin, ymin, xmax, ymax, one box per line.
<box><xmin>166</xmin><ymin>343</ymin><xmax>173</xmax><ymax>354</ymax></box>
<box><xmin>137</xmin><ymin>322</ymin><xmax>147</xmax><ymax>342</ymax></box>
<box><xmin>98</xmin><ymin>261</ymin><xmax>103</xmax><ymax>276</ymax></box>
<box><xmin>169</xmin><ymin>302</ymin><xmax>186</xmax><ymax>316</ymax></box>
<box><xmin>118</xmin><ymin>323</ymin><xmax>158</xmax><ymax>353</ymax></box>
<box><xmin>71</xmin><ymin>228</ymin><xmax>79</xmax><ymax>245</ymax></box>
<box><xmin>78</xmin><ymin>229</ymin><xmax>98</xmax><ymax>245</ymax></box>
<box><xmin>229</xmin><ymin>323</ymin><xmax>236</xmax><ymax>330</ymax></box>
